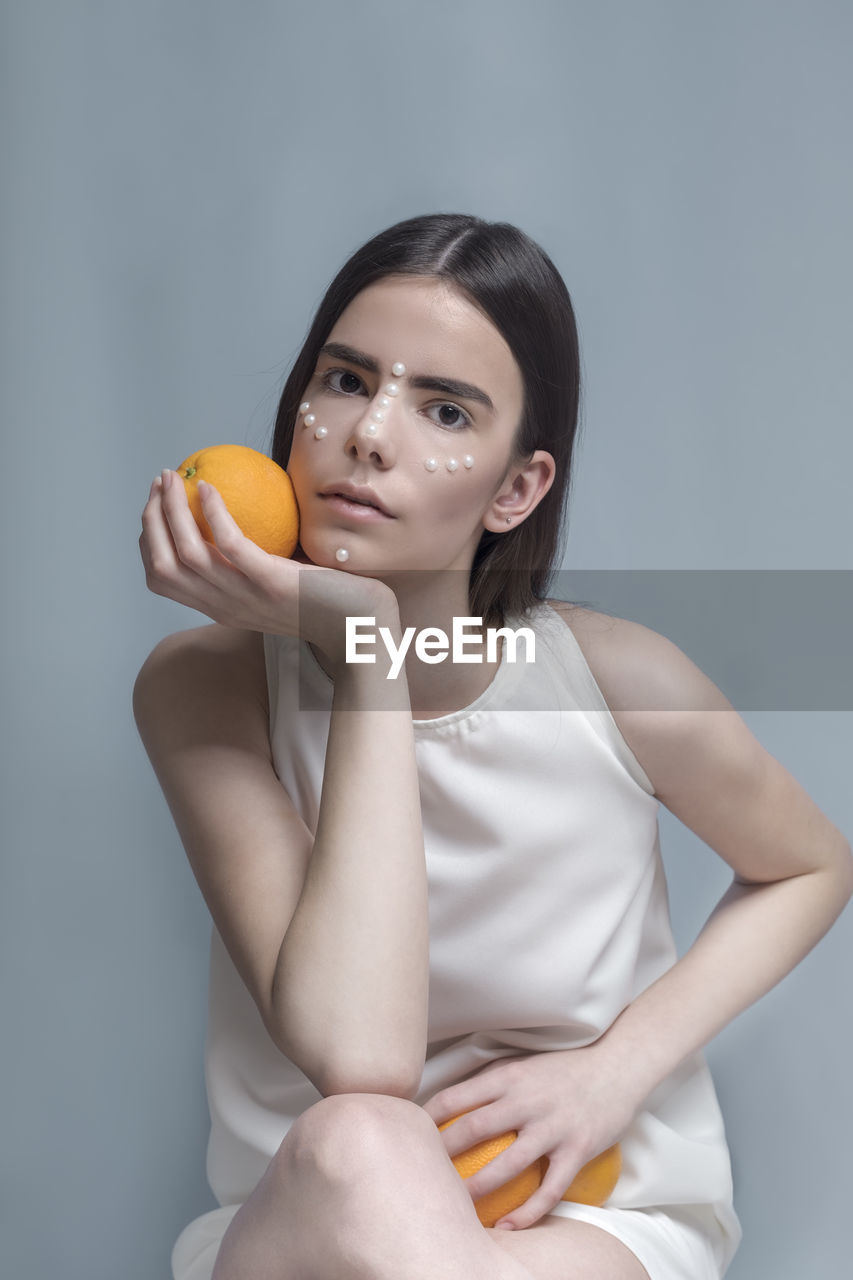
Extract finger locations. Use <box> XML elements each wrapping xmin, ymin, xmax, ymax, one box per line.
<box><xmin>196</xmin><ymin>480</ymin><xmax>278</xmax><ymax>575</ymax></box>
<box><xmin>159</xmin><ymin>470</ymin><xmax>242</xmax><ymax>581</ymax></box>
<box><xmin>422</xmin><ymin>1069</ymin><xmax>509</xmax><ymax>1128</ymax></box>
<box><xmin>492</xmin><ymin>1154</ymin><xmax>581</xmax><ymax>1232</ymax></box>
<box><xmin>140</xmin><ymin>478</ymin><xmax>231</xmax><ymax>613</ymax></box>
<box><xmin>437</xmin><ymin>1102</ymin><xmax>519</xmax><ymax>1160</ymax></box>
<box><xmin>461</xmin><ymin>1135</ymin><xmax>545</xmax><ymax>1202</ymax></box>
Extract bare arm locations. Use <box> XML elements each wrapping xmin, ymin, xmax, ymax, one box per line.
<box><xmin>565</xmin><ymin>606</ymin><xmax>853</xmax><ymax>1099</ymax></box>
<box><xmin>135</xmin><ymin>474</ymin><xmax>430</xmax><ymax>1098</ymax></box>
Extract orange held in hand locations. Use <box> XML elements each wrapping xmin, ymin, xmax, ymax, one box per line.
<box><xmin>176</xmin><ymin>444</ymin><xmax>300</xmax><ymax>558</ymax></box>
<box><xmin>438</xmin><ymin>1113</ymin><xmax>621</xmax><ymax>1229</ymax></box>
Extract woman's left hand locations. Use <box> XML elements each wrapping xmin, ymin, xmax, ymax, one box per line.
<box><xmin>421</xmin><ymin>1045</ymin><xmax>639</xmax><ymax>1231</ymax></box>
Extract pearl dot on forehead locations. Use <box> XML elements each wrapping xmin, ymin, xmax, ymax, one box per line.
<box><xmin>335</xmin><ymin>548</ymin><xmax>349</xmax><ymax>562</ymax></box>
<box><xmin>391</xmin><ymin>362</ymin><xmax>406</xmax><ymax>377</ymax></box>
<box><xmin>424</xmin><ymin>458</ymin><xmax>438</xmax><ymax>472</ymax></box>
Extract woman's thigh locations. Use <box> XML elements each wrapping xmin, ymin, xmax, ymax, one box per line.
<box><xmin>490</xmin><ymin>1214</ymin><xmax>650</xmax><ymax>1279</ymax></box>
<box><xmin>492</xmin><ymin>1204</ymin><xmax>721</xmax><ymax>1280</ymax></box>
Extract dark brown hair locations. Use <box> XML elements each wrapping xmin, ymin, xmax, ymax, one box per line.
<box><xmin>271</xmin><ymin>213</ymin><xmax>582</xmax><ymax>628</ymax></box>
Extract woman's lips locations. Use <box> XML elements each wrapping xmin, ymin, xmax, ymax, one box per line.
<box><xmin>319</xmin><ymin>494</ymin><xmax>395</xmax><ymax>521</ymax></box>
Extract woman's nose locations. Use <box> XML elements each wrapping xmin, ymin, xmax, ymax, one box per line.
<box><xmin>345</xmin><ymin>397</ymin><xmax>396</xmax><ymax>465</ymax></box>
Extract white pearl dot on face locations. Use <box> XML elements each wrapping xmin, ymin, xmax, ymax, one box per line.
<box><xmin>424</xmin><ymin>458</ymin><xmax>438</xmax><ymax>472</ymax></box>
<box><xmin>299</xmin><ymin>402</ymin><xmax>310</xmax><ymax>414</ymax></box>
<box><xmin>314</xmin><ymin>426</ymin><xmax>328</xmax><ymax>439</ymax></box>
<box><xmin>446</xmin><ymin>458</ymin><xmax>458</xmax><ymax>472</ymax></box>
<box><xmin>384</xmin><ymin>383</ymin><xmax>399</xmax><ymax>396</ymax></box>
<box><xmin>335</xmin><ymin>548</ymin><xmax>349</xmax><ymax>562</ymax></box>
<box><xmin>304</xmin><ymin>413</ymin><xmax>316</xmax><ymax>427</ymax></box>
<box><xmin>370</xmin><ymin>410</ymin><xmax>385</xmax><ymax>423</ymax></box>
<box><xmin>463</xmin><ymin>455</ymin><xmax>474</xmax><ymax>468</ymax></box>
<box><xmin>391</xmin><ymin>362</ymin><xmax>406</xmax><ymax>377</ymax></box>
<box><xmin>365</xmin><ymin>423</ymin><xmax>377</xmax><ymax>436</ymax></box>
<box><xmin>379</xmin><ymin>396</ymin><xmax>390</xmax><ymax>408</ymax></box>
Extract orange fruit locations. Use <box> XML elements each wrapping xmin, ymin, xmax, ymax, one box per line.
<box><xmin>439</xmin><ymin>1112</ymin><xmax>621</xmax><ymax>1228</ymax></box>
<box><xmin>176</xmin><ymin>444</ymin><xmax>299</xmax><ymax>557</ymax></box>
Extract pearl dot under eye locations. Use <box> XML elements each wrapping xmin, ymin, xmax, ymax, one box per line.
<box><xmin>392</xmin><ymin>362</ymin><xmax>406</xmax><ymax>377</ymax></box>
<box><xmin>463</xmin><ymin>455</ymin><xmax>474</xmax><ymax>468</ymax></box>
<box><xmin>424</xmin><ymin>458</ymin><xmax>438</xmax><ymax>472</ymax></box>
<box><xmin>385</xmin><ymin>383</ymin><xmax>399</xmax><ymax>396</ymax></box>
<box><xmin>304</xmin><ymin>413</ymin><xmax>316</xmax><ymax>426</ymax></box>
<box><xmin>335</xmin><ymin>548</ymin><xmax>349</xmax><ymax>562</ymax></box>
<box><xmin>446</xmin><ymin>458</ymin><xmax>459</xmax><ymax>472</ymax></box>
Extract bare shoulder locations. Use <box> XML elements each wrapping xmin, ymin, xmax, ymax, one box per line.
<box><xmin>544</xmin><ymin>599</ymin><xmax>732</xmax><ymax>717</ymax></box>
<box><xmin>133</xmin><ymin>624</ymin><xmax>269</xmax><ymax>744</ymax></box>
<box><xmin>545</xmin><ymin>598</ymin><xmax>850</xmax><ymax>878</ymax></box>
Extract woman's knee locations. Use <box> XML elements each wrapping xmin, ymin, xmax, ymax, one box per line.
<box><xmin>274</xmin><ymin>1092</ymin><xmax>436</xmax><ymax>1187</ymax></box>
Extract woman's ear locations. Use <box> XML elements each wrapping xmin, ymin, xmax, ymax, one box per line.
<box><xmin>481</xmin><ymin>450</ymin><xmax>556</xmax><ymax>532</ymax></box>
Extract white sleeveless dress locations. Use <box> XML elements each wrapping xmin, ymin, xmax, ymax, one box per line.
<box><xmin>171</xmin><ymin>601</ymin><xmax>742</xmax><ymax>1279</ymax></box>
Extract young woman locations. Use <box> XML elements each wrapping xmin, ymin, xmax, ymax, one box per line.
<box><xmin>135</xmin><ymin>214</ymin><xmax>852</xmax><ymax>1280</ymax></box>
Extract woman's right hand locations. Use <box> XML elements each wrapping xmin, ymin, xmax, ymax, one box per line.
<box><xmin>139</xmin><ymin>469</ymin><xmax>399</xmax><ymax>672</ymax></box>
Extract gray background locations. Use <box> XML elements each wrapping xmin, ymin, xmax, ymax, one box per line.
<box><xmin>2</xmin><ymin>2</ymin><xmax>850</xmax><ymax>1277</ymax></box>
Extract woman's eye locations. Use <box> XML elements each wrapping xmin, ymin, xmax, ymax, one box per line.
<box><xmin>428</xmin><ymin>403</ymin><xmax>471</xmax><ymax>431</ymax></box>
<box><xmin>322</xmin><ymin>368</ymin><xmax>365</xmax><ymax>395</ymax></box>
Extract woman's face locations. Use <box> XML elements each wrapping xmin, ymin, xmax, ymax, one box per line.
<box><xmin>286</xmin><ymin>274</ymin><xmax>552</xmax><ymax>579</ymax></box>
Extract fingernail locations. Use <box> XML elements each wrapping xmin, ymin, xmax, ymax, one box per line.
<box><xmin>496</xmin><ymin>1221</ymin><xmax>514</xmax><ymax>1230</ymax></box>
<box><xmin>161</xmin><ymin>468</ymin><xmax>171</xmax><ymax>490</ymax></box>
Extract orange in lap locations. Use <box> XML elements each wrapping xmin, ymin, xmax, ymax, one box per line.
<box><xmin>438</xmin><ymin>1113</ymin><xmax>621</xmax><ymax>1228</ymax></box>
<box><xmin>177</xmin><ymin>444</ymin><xmax>300</xmax><ymax>558</ymax></box>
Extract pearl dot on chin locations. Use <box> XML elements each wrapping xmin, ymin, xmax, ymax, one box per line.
<box><xmin>424</xmin><ymin>458</ymin><xmax>438</xmax><ymax>472</ymax></box>
<box><xmin>463</xmin><ymin>454</ymin><xmax>474</xmax><ymax>468</ymax></box>
<box><xmin>391</xmin><ymin>362</ymin><xmax>406</xmax><ymax>377</ymax></box>
<box><xmin>335</xmin><ymin>548</ymin><xmax>349</xmax><ymax>562</ymax></box>
<box><xmin>314</xmin><ymin>426</ymin><xmax>328</xmax><ymax>439</ymax></box>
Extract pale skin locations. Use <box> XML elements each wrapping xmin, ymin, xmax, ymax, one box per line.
<box><xmin>135</xmin><ymin>276</ymin><xmax>853</xmax><ymax>1279</ymax></box>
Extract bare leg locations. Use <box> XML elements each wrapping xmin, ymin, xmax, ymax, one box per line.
<box><xmin>210</xmin><ymin>1093</ymin><xmax>648</xmax><ymax>1280</ymax></box>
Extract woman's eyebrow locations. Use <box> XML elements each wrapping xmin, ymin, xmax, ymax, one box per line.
<box><xmin>319</xmin><ymin>342</ymin><xmax>495</xmax><ymax>414</ymax></box>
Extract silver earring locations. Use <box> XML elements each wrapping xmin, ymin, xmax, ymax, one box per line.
<box><xmin>505</xmin><ymin>516</ymin><xmax>513</xmax><ymax>524</ymax></box>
